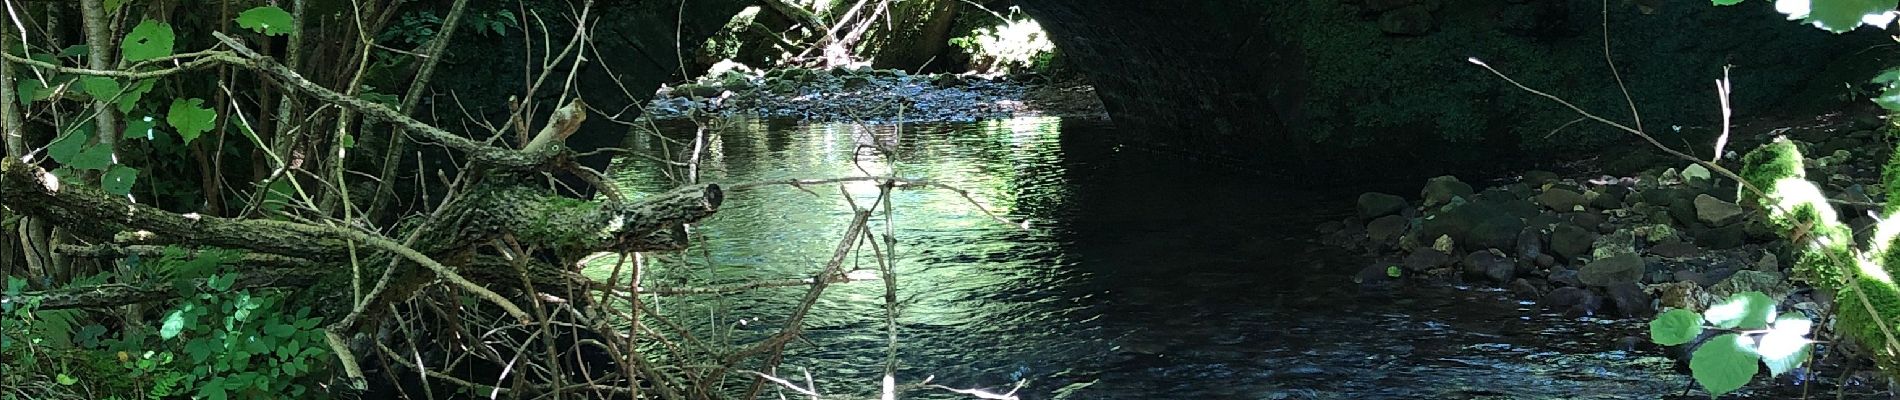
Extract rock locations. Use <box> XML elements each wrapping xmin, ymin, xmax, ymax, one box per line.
<box><xmin>1548</xmin><ymin>268</ymin><xmax>1584</xmax><ymax>287</ymax></box>
<box><xmin>1682</xmin><ymin>164</ymin><xmax>1713</xmax><ymax>188</ymax></box>
<box><xmin>1548</xmin><ymin>224</ymin><xmax>1596</xmax><ymax>261</ymax></box>
<box><xmin>1579</xmin><ymin>254</ymin><xmax>1645</xmax><ymax>287</ymax></box>
<box><xmin>1542</xmin><ymin>287</ymin><xmax>1602</xmax><ymax>316</ymax></box>
<box><xmin>1536</xmin><ymin>188</ymin><xmax>1588</xmax><ymax>212</ymax></box>
<box><xmin>1379</xmin><ymin>5</ymin><xmax>1435</xmax><ymax>36</ymax></box>
<box><xmin>1669</xmin><ymin>197</ymin><xmax>1700</xmax><ymax>227</ymax></box>
<box><xmin>1355</xmin><ymin>264</ymin><xmax>1400</xmax><ymax>285</ymax></box>
<box><xmin>1633</xmin><ymin>224</ymin><xmax>1679</xmax><ymax>244</ymax></box>
<box><xmin>1695</xmin><ymin>224</ymin><xmax>1746</xmax><ymax>250</ymax></box>
<box><xmin>1403</xmin><ymin>250</ymin><xmax>1453</xmax><ymax>272</ymax></box>
<box><xmin>1357</xmin><ymin>192</ymin><xmax>1409</xmax><ymax>220</ymax></box>
<box><xmin>1463</xmin><ymin>249</ymin><xmax>1516</xmax><ymax>284</ymax></box>
<box><xmin>1693</xmin><ymin>194</ymin><xmax>1745</xmax><ymax>226</ymax></box>
<box><xmin>1317</xmin><ymin>220</ymin><xmax>1346</xmax><ymax>234</ymax></box>
<box><xmin>1651</xmin><ymin>281</ymin><xmax>1705</xmax><ymax>311</ymax></box>
<box><xmin>1432</xmin><ymin>234</ymin><xmax>1456</xmax><ymax>253</ymax></box>
<box><xmin>1514</xmin><ymin>226</ymin><xmax>1544</xmax><ymax>264</ymax></box>
<box><xmin>1587</xmin><ymin>189</ymin><xmax>1623</xmax><ymax>210</ymax></box>
<box><xmin>1756</xmin><ymin>253</ymin><xmax>1779</xmax><ymax>272</ymax></box>
<box><xmin>842</xmin><ymin>75</ymin><xmax>873</xmax><ymax>89</ymax></box>
<box><xmin>1707</xmin><ymin>270</ymin><xmax>1793</xmax><ymax>301</ymax></box>
<box><xmin>1535</xmin><ymin>254</ymin><xmax>1556</xmax><ymax>268</ymax></box>
<box><xmin>674</xmin><ymin>83</ymin><xmax>722</xmax><ymax>98</ymax></box>
<box><xmin>1467</xmin><ymin>217</ymin><xmax>1524</xmax><ymax>251</ymax></box>
<box><xmin>1366</xmin><ymin>215</ymin><xmax>1410</xmax><ymax>246</ymax></box>
<box><xmin>1604</xmin><ymin>282</ymin><xmax>1654</xmax><ymax>317</ymax></box>
<box><xmin>1647</xmin><ymin>240</ymin><xmax>1700</xmax><ymax>259</ymax></box>
<box><xmin>1421</xmin><ymin>175</ymin><xmax>1473</xmax><ymax>208</ymax></box>
<box><xmin>1522</xmin><ymin>170</ymin><xmax>1561</xmax><ymax>187</ymax></box>
<box><xmin>1592</xmin><ymin>229</ymin><xmax>1638</xmax><ymax>259</ymax></box>
<box><xmin>1511</xmin><ymin>278</ymin><xmax>1542</xmax><ymax>300</ymax></box>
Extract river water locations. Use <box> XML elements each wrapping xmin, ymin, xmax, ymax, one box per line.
<box><xmin>605</xmin><ymin>117</ymin><xmax>1859</xmax><ymax>399</ymax></box>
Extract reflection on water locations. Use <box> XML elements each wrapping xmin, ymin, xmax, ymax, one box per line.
<box><xmin>605</xmin><ymin>117</ymin><xmax>1777</xmax><ymax>399</ymax></box>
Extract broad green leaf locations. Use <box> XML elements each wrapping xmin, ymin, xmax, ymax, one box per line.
<box><xmin>265</xmin><ymin>323</ymin><xmax>295</xmax><ymax>338</ymax></box>
<box><xmin>260</xmin><ymin>178</ymin><xmax>295</xmax><ymax>213</ymax></box>
<box><xmin>56</xmin><ymin>373</ymin><xmax>76</xmax><ymax>386</ymax></box>
<box><xmin>80</xmin><ymin>76</ymin><xmax>120</xmax><ymax>100</ymax></box>
<box><xmin>1794</xmin><ymin>0</ymin><xmax>1899</xmax><ymax>33</ymax></box>
<box><xmin>1385</xmin><ymin>265</ymin><xmax>1401</xmax><ymax>278</ymax></box>
<box><xmin>160</xmin><ymin>309</ymin><xmax>186</xmax><ymax>339</ymax></box>
<box><xmin>121</xmin><ymin>19</ymin><xmax>175</xmax><ymax>62</ymax></box>
<box><xmin>123</xmin><ymin>116</ymin><xmax>156</xmax><ymax>140</ymax></box>
<box><xmin>1876</xmin><ymin>87</ymin><xmax>1900</xmax><ymax>111</ymax></box>
<box><xmin>1703</xmin><ymin>291</ymin><xmax>1775</xmax><ymax>329</ymax></box>
<box><xmin>1874</xmin><ymin>68</ymin><xmax>1900</xmax><ymax>84</ymax></box>
<box><xmin>166</xmin><ymin>98</ymin><xmax>215</xmax><ymax>144</ymax></box>
<box><xmin>237</xmin><ymin>6</ymin><xmax>296</xmax><ymax>36</ymax></box>
<box><xmin>1690</xmin><ymin>333</ymin><xmax>1760</xmax><ymax>397</ymax></box>
<box><xmin>68</xmin><ymin>142</ymin><xmax>115</xmax><ymax>170</ymax></box>
<box><xmin>46</xmin><ymin>124</ymin><xmax>94</xmax><ymax>164</ymax></box>
<box><xmin>102</xmin><ymin>165</ymin><xmax>139</xmax><ymax>195</ymax></box>
<box><xmin>1760</xmin><ymin>315</ymin><xmax>1815</xmax><ymax>377</ymax></box>
<box><xmin>1649</xmin><ymin>309</ymin><xmax>1704</xmax><ymax>346</ymax></box>
<box><xmin>117</xmin><ymin>79</ymin><xmax>154</xmax><ymax>113</ymax></box>
<box><xmin>1713</xmin><ymin>0</ymin><xmax>1744</xmax><ymax>5</ymax></box>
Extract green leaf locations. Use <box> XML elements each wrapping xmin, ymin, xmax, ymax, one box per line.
<box><xmin>237</xmin><ymin>6</ymin><xmax>296</xmax><ymax>36</ymax></box>
<box><xmin>1713</xmin><ymin>0</ymin><xmax>1744</xmax><ymax>5</ymax></box>
<box><xmin>68</xmin><ymin>143</ymin><xmax>114</xmax><ymax>170</ymax></box>
<box><xmin>1690</xmin><ymin>333</ymin><xmax>1760</xmax><ymax>397</ymax></box>
<box><xmin>159</xmin><ymin>309</ymin><xmax>186</xmax><ymax>340</ymax></box>
<box><xmin>1760</xmin><ymin>315</ymin><xmax>1815</xmax><ymax>377</ymax></box>
<box><xmin>123</xmin><ymin>116</ymin><xmax>156</xmax><ymax>140</ymax></box>
<box><xmin>102</xmin><ymin>165</ymin><xmax>139</xmax><ymax>195</ymax></box>
<box><xmin>56</xmin><ymin>373</ymin><xmax>77</xmax><ymax>386</ymax></box>
<box><xmin>1875</xmin><ymin>87</ymin><xmax>1900</xmax><ymax>111</ymax></box>
<box><xmin>1799</xmin><ymin>0</ymin><xmax>1898</xmax><ymax>33</ymax></box>
<box><xmin>117</xmin><ymin>79</ymin><xmax>154</xmax><ymax>113</ymax></box>
<box><xmin>1385</xmin><ymin>265</ymin><xmax>1401</xmax><ymax>278</ymax></box>
<box><xmin>264</xmin><ymin>323</ymin><xmax>295</xmax><ymax>338</ymax></box>
<box><xmin>1703</xmin><ymin>291</ymin><xmax>1775</xmax><ymax>329</ymax></box>
<box><xmin>120</xmin><ymin>19</ymin><xmax>175</xmax><ymax>62</ymax></box>
<box><xmin>81</xmin><ymin>77</ymin><xmax>120</xmax><ymax>101</ymax></box>
<box><xmin>166</xmin><ymin>98</ymin><xmax>215</xmax><ymax>144</ymax></box>
<box><xmin>46</xmin><ymin>123</ymin><xmax>94</xmax><ymax>164</ymax></box>
<box><xmin>104</xmin><ymin>0</ymin><xmax>131</xmax><ymax>13</ymax></box>
<box><xmin>1649</xmin><ymin>309</ymin><xmax>1704</xmax><ymax>346</ymax></box>
<box><xmin>1873</xmin><ymin>68</ymin><xmax>1900</xmax><ymax>84</ymax></box>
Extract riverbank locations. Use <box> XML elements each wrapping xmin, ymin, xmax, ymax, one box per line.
<box><xmin>1317</xmin><ymin>108</ymin><xmax>1894</xmax><ymax>395</ymax></box>
<box><xmin>642</xmin><ymin>64</ymin><xmax>1107</xmax><ymax>122</ymax></box>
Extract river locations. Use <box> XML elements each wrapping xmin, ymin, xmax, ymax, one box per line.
<box><xmin>603</xmin><ymin>117</ymin><xmax>1864</xmax><ymax>399</ymax></box>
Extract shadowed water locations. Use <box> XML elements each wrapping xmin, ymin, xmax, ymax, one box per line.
<box><xmin>605</xmin><ymin>117</ymin><xmax>1859</xmax><ymax>399</ymax></box>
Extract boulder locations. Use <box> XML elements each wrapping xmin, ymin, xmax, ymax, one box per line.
<box><xmin>1403</xmin><ymin>249</ymin><xmax>1453</xmax><ymax>272</ymax></box>
<box><xmin>1604</xmin><ymin>282</ymin><xmax>1654</xmax><ymax>318</ymax></box>
<box><xmin>1694</xmin><ymin>224</ymin><xmax>1746</xmax><ymax>250</ymax></box>
<box><xmin>1511</xmin><ymin>278</ymin><xmax>1542</xmax><ymax>300</ymax></box>
<box><xmin>1366</xmin><ymin>215</ymin><xmax>1410</xmax><ymax>245</ymax></box>
<box><xmin>1579</xmin><ymin>253</ymin><xmax>1645</xmax><ymax>287</ymax></box>
<box><xmin>1536</xmin><ymin>188</ymin><xmax>1588</xmax><ymax>212</ymax></box>
<box><xmin>1421</xmin><ymin>175</ymin><xmax>1473</xmax><ymax>208</ymax></box>
<box><xmin>1542</xmin><ymin>287</ymin><xmax>1602</xmax><ymax>316</ymax></box>
<box><xmin>1548</xmin><ymin>223</ymin><xmax>1596</xmax><ymax>260</ymax></box>
<box><xmin>1548</xmin><ymin>268</ymin><xmax>1585</xmax><ymax>287</ymax></box>
<box><xmin>1522</xmin><ymin>170</ymin><xmax>1561</xmax><ymax>187</ymax></box>
<box><xmin>1587</xmin><ymin>189</ymin><xmax>1624</xmax><ymax>210</ymax></box>
<box><xmin>1357</xmin><ymin>192</ymin><xmax>1410</xmax><ymax>220</ymax></box>
<box><xmin>1514</xmin><ymin>226</ymin><xmax>1544</xmax><ymax>264</ymax></box>
<box><xmin>1463</xmin><ymin>249</ymin><xmax>1516</xmax><ymax>284</ymax></box>
<box><xmin>1467</xmin><ymin>216</ymin><xmax>1524</xmax><ymax>251</ymax></box>
<box><xmin>1591</xmin><ymin>229</ymin><xmax>1638</xmax><ymax>259</ymax></box>
<box><xmin>1693</xmin><ymin>194</ymin><xmax>1744</xmax><ymax>226</ymax></box>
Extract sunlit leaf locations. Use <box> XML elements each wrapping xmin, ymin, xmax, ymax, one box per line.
<box><xmin>1714</xmin><ymin>0</ymin><xmax>1745</xmax><ymax>5</ymax></box>
<box><xmin>56</xmin><ymin>373</ymin><xmax>76</xmax><ymax>386</ymax></box>
<box><xmin>1385</xmin><ymin>265</ymin><xmax>1401</xmax><ymax>278</ymax></box>
<box><xmin>121</xmin><ymin>19</ymin><xmax>175</xmax><ymax>62</ymax></box>
<box><xmin>160</xmin><ymin>309</ymin><xmax>186</xmax><ymax>340</ymax></box>
<box><xmin>1690</xmin><ymin>333</ymin><xmax>1760</xmax><ymax>397</ymax></box>
<box><xmin>1650</xmin><ymin>309</ymin><xmax>1704</xmax><ymax>346</ymax></box>
<box><xmin>102</xmin><ymin>165</ymin><xmax>139</xmax><ymax>195</ymax></box>
<box><xmin>1874</xmin><ymin>68</ymin><xmax>1900</xmax><ymax>84</ymax></box>
<box><xmin>167</xmin><ymin>98</ymin><xmax>215</xmax><ymax>144</ymax></box>
<box><xmin>1703</xmin><ymin>291</ymin><xmax>1775</xmax><ymax>329</ymax></box>
<box><xmin>1760</xmin><ymin>315</ymin><xmax>1815</xmax><ymax>377</ymax></box>
<box><xmin>236</xmin><ymin>6</ymin><xmax>295</xmax><ymax>36</ymax></box>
